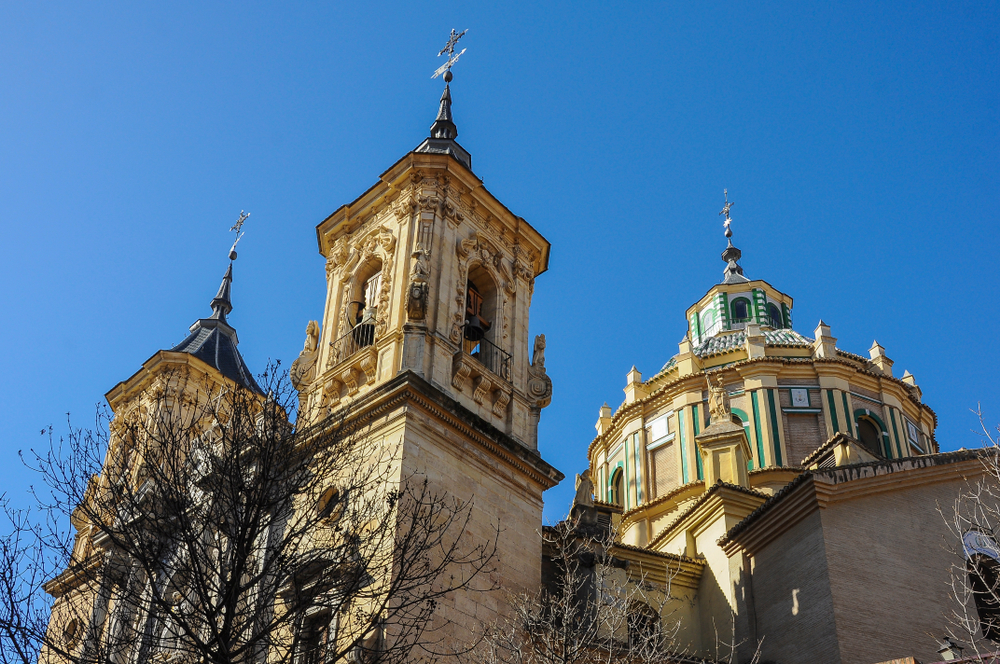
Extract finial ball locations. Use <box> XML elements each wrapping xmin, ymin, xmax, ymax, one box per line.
<box><xmin>229</xmin><ymin>249</ymin><xmax>238</xmax><ymax>261</ymax></box>
<box><xmin>444</xmin><ymin>70</ymin><xmax>453</xmax><ymax>83</ymax></box>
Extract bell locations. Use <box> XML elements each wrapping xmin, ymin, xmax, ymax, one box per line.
<box><xmin>347</xmin><ymin>301</ymin><xmax>366</xmax><ymax>328</ymax></box>
<box><xmin>464</xmin><ymin>315</ymin><xmax>491</xmax><ymax>341</ymax></box>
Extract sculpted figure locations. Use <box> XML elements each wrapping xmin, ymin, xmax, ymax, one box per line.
<box><xmin>290</xmin><ymin>321</ymin><xmax>320</xmax><ymax>390</ymax></box>
<box><xmin>573</xmin><ymin>469</ymin><xmax>594</xmax><ymax>509</ymax></box>
<box><xmin>532</xmin><ymin>334</ymin><xmax>546</xmax><ymax>368</ymax></box>
<box><xmin>707</xmin><ymin>372</ymin><xmax>730</xmax><ymax>424</ymax></box>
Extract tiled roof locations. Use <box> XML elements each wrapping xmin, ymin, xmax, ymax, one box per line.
<box><xmin>171</xmin><ymin>323</ymin><xmax>262</xmax><ymax>394</ymax></box>
<box><xmin>692</xmin><ymin>328</ymin><xmax>813</xmax><ymax>358</ymax></box>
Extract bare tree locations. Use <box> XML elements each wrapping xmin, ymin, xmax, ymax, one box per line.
<box><xmin>0</xmin><ymin>364</ymin><xmax>497</xmax><ymax>664</ymax></box>
<box><xmin>943</xmin><ymin>409</ymin><xmax>1000</xmax><ymax>662</ymax></box>
<box><xmin>472</xmin><ymin>516</ymin><xmax>696</xmax><ymax>664</ymax></box>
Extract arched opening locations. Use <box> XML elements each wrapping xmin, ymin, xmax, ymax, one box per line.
<box><xmin>965</xmin><ymin>530</ymin><xmax>1000</xmax><ymax>642</ymax></box>
<box><xmin>857</xmin><ymin>417</ymin><xmax>883</xmax><ymax>456</ymax></box>
<box><xmin>464</xmin><ymin>265</ymin><xmax>510</xmax><ymax>378</ymax></box>
<box><xmin>731</xmin><ymin>297</ymin><xmax>751</xmax><ymax>322</ymax></box>
<box><xmin>610</xmin><ymin>468</ymin><xmax>624</xmax><ymax>508</ymax></box>
<box><xmin>627</xmin><ymin>602</ymin><xmax>661</xmax><ymax>648</ymax></box>
<box><xmin>767</xmin><ymin>303</ymin><xmax>783</xmax><ymax>329</ymax></box>
<box><xmin>333</xmin><ymin>260</ymin><xmax>382</xmax><ymax>361</ymax></box>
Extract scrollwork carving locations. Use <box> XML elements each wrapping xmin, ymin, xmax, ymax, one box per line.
<box><xmin>527</xmin><ymin>334</ymin><xmax>553</xmax><ymax>409</ymax></box>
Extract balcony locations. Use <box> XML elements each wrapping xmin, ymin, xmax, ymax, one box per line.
<box><xmin>452</xmin><ymin>329</ymin><xmax>513</xmax><ymax>419</ymax></box>
<box><xmin>322</xmin><ymin>324</ymin><xmax>378</xmax><ymax>407</ymax></box>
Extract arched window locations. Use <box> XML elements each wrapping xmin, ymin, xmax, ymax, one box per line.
<box><xmin>964</xmin><ymin>530</ymin><xmax>1000</xmax><ymax>642</ymax></box>
<box><xmin>857</xmin><ymin>418</ymin><xmax>883</xmax><ymax>456</ymax></box>
<box><xmin>767</xmin><ymin>303</ymin><xmax>783</xmax><ymax>329</ymax></box>
<box><xmin>610</xmin><ymin>468</ymin><xmax>624</xmax><ymax>507</ymax></box>
<box><xmin>627</xmin><ymin>603</ymin><xmax>661</xmax><ymax>648</ymax></box>
<box><xmin>731</xmin><ymin>297</ymin><xmax>751</xmax><ymax>322</ymax></box>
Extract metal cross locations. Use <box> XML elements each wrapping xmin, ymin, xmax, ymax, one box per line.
<box><xmin>432</xmin><ymin>29</ymin><xmax>468</xmax><ymax>79</ymax></box>
<box><xmin>229</xmin><ymin>210</ymin><xmax>249</xmax><ymax>257</ymax></box>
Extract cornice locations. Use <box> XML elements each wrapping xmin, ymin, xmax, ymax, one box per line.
<box><xmin>314</xmin><ymin>152</ymin><xmax>550</xmax><ymax>275</ymax></box>
<box><xmin>43</xmin><ymin>554</ymin><xmax>102</xmax><ymax>598</ymax></box>
<box><xmin>105</xmin><ymin>350</ymin><xmax>236</xmax><ymax>411</ymax></box>
<box><xmin>303</xmin><ymin>370</ymin><xmax>563</xmax><ymax>490</ymax></box>
<box><xmin>720</xmin><ymin>449</ymin><xmax>994</xmax><ymax>556</ymax></box>
<box><xmin>648</xmin><ymin>482</ymin><xmax>768</xmax><ymax>550</ymax></box>
<box><xmin>609</xmin><ymin>543</ymin><xmax>705</xmax><ymax>590</ymax></box>
<box><xmin>620</xmin><ymin>481</ymin><xmax>705</xmax><ymax>529</ymax></box>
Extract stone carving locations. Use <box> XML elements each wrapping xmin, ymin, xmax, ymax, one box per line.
<box><xmin>341</xmin><ymin>368</ymin><xmax>359</xmax><ymax>397</ymax></box>
<box><xmin>707</xmin><ymin>372</ymin><xmax>730</xmax><ymax>424</ymax></box>
<box><xmin>452</xmin><ymin>362</ymin><xmax>472</xmax><ymax>390</ymax></box>
<box><xmin>407</xmin><ymin>244</ymin><xmax>430</xmax><ymax>322</ymax></box>
<box><xmin>359</xmin><ymin>347</ymin><xmax>378</xmax><ymax>383</ymax></box>
<box><xmin>320</xmin><ymin>378</ymin><xmax>343</xmax><ymax>412</ymax></box>
<box><xmin>491</xmin><ymin>390</ymin><xmax>511</xmax><ymax>418</ymax></box>
<box><xmin>332</xmin><ymin>225</ymin><xmax>397</xmax><ymax>343</ymax></box>
<box><xmin>473</xmin><ymin>375</ymin><xmax>492</xmax><ymax>405</ymax></box>
<box><xmin>290</xmin><ymin>321</ymin><xmax>320</xmax><ymax>390</ymax></box>
<box><xmin>407</xmin><ymin>281</ymin><xmax>428</xmax><ymax>321</ymax></box>
<box><xmin>527</xmin><ymin>334</ymin><xmax>553</xmax><ymax>409</ymax></box>
<box><xmin>573</xmin><ymin>469</ymin><xmax>595</xmax><ymax>509</ymax></box>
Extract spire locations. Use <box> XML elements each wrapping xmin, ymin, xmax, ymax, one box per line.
<box><xmin>169</xmin><ymin>212</ymin><xmax>261</xmax><ymax>393</ymax></box>
<box><xmin>430</xmin><ymin>77</ymin><xmax>458</xmax><ymax>140</ymax></box>
<box><xmin>719</xmin><ymin>189</ymin><xmax>749</xmax><ymax>284</ymax></box>
<box><xmin>415</xmin><ymin>29</ymin><xmax>472</xmax><ymax>170</ymax></box>
<box><xmin>209</xmin><ymin>263</ymin><xmax>234</xmax><ymax>323</ymax></box>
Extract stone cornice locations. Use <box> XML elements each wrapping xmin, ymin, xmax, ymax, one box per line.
<box><xmin>719</xmin><ymin>449</ymin><xmax>994</xmax><ymax>556</ymax></box>
<box><xmin>648</xmin><ymin>482</ymin><xmax>768</xmax><ymax>550</ymax></box>
<box><xmin>303</xmin><ymin>370</ymin><xmax>563</xmax><ymax>490</ymax></box>
<box><xmin>43</xmin><ymin>554</ymin><xmax>102</xmax><ymax>598</ymax></box>
<box><xmin>609</xmin><ymin>542</ymin><xmax>705</xmax><ymax>590</ymax></box>
<box><xmin>315</xmin><ymin>152</ymin><xmax>550</xmax><ymax>276</ymax></box>
<box><xmin>105</xmin><ymin>350</ymin><xmax>236</xmax><ymax>411</ymax></box>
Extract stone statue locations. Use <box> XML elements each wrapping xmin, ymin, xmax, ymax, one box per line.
<box><xmin>290</xmin><ymin>321</ymin><xmax>320</xmax><ymax>390</ymax></box>
<box><xmin>532</xmin><ymin>334</ymin><xmax>546</xmax><ymax>368</ymax></box>
<box><xmin>527</xmin><ymin>334</ymin><xmax>552</xmax><ymax>409</ymax></box>
<box><xmin>707</xmin><ymin>372</ymin><xmax>730</xmax><ymax>424</ymax></box>
<box><xmin>573</xmin><ymin>469</ymin><xmax>594</xmax><ymax>509</ymax></box>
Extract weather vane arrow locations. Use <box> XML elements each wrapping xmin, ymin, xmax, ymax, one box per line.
<box><xmin>432</xmin><ymin>28</ymin><xmax>468</xmax><ymax>81</ymax></box>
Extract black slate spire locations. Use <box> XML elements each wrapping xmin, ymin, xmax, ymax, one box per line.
<box><xmin>170</xmin><ymin>249</ymin><xmax>262</xmax><ymax>394</ymax></box>
<box><xmin>415</xmin><ymin>67</ymin><xmax>472</xmax><ymax>170</ymax></box>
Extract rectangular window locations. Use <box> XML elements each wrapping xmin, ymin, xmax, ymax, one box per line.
<box><xmin>298</xmin><ymin>611</ymin><xmax>334</xmax><ymax>664</ymax></box>
<box><xmin>906</xmin><ymin>419</ymin><xmax>925</xmax><ymax>453</ymax></box>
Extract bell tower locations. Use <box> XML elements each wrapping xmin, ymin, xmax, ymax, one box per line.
<box><xmin>289</xmin><ymin>35</ymin><xmax>563</xmax><ymax>641</ymax></box>
<box><xmin>296</xmin><ymin>70</ymin><xmax>553</xmax><ymax>451</ymax></box>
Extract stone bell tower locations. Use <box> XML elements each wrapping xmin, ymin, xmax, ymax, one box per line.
<box><xmin>288</xmin><ymin>51</ymin><xmax>563</xmax><ymax>638</ymax></box>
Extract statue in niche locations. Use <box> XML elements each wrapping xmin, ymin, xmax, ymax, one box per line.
<box><xmin>290</xmin><ymin>321</ymin><xmax>320</xmax><ymax>390</ymax></box>
<box><xmin>707</xmin><ymin>372</ymin><xmax>730</xmax><ymax>424</ymax></box>
<box><xmin>406</xmin><ymin>246</ymin><xmax>429</xmax><ymax>321</ymax></box>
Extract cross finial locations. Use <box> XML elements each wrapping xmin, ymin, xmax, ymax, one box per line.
<box><xmin>228</xmin><ymin>210</ymin><xmax>249</xmax><ymax>260</ymax></box>
<box><xmin>432</xmin><ymin>29</ymin><xmax>468</xmax><ymax>82</ymax></box>
<box><xmin>719</xmin><ymin>189</ymin><xmax>734</xmax><ymax>239</ymax></box>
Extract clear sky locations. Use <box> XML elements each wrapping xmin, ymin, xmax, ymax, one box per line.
<box><xmin>1</xmin><ymin>2</ymin><xmax>997</xmax><ymax>523</ymax></box>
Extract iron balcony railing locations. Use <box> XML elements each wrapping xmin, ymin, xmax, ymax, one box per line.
<box><xmin>462</xmin><ymin>331</ymin><xmax>512</xmax><ymax>382</ymax></box>
<box><xmin>329</xmin><ymin>323</ymin><xmax>375</xmax><ymax>365</ymax></box>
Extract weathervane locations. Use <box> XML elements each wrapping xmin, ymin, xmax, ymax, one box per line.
<box><xmin>719</xmin><ymin>189</ymin><xmax>734</xmax><ymax>240</ymax></box>
<box><xmin>228</xmin><ymin>210</ymin><xmax>250</xmax><ymax>260</ymax></box>
<box><xmin>432</xmin><ymin>29</ymin><xmax>468</xmax><ymax>81</ymax></box>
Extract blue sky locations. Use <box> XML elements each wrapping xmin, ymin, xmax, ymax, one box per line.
<box><xmin>0</xmin><ymin>2</ymin><xmax>996</xmax><ymax>523</ymax></box>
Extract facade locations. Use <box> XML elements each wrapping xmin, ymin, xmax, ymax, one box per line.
<box><xmin>41</xmin><ymin>71</ymin><xmax>1000</xmax><ymax>664</ymax></box>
